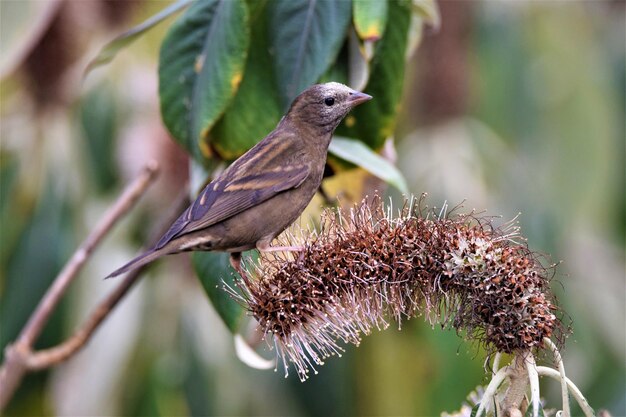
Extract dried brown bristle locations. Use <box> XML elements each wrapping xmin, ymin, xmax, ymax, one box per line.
<box><xmin>233</xmin><ymin>196</ymin><xmax>564</xmax><ymax>380</ymax></box>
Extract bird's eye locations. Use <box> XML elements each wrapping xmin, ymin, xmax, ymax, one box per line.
<box><xmin>324</xmin><ymin>97</ymin><xmax>335</xmax><ymax>106</ymax></box>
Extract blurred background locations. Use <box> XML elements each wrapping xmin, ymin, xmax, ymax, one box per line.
<box><xmin>1</xmin><ymin>1</ymin><xmax>624</xmax><ymax>416</ymax></box>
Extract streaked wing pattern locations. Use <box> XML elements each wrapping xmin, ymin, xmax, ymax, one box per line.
<box><xmin>153</xmin><ymin>164</ymin><xmax>309</xmax><ymax>250</ymax></box>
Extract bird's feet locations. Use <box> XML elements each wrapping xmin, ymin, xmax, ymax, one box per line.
<box><xmin>256</xmin><ymin>241</ymin><xmax>305</xmax><ymax>262</ymax></box>
<box><xmin>257</xmin><ymin>244</ymin><xmax>304</xmax><ymax>252</ymax></box>
<box><xmin>230</xmin><ymin>243</ymin><xmax>306</xmax><ymax>284</ymax></box>
<box><xmin>229</xmin><ymin>252</ymin><xmax>252</xmax><ymax>285</ymax></box>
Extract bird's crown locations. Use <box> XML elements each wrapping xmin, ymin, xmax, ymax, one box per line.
<box><xmin>286</xmin><ymin>82</ymin><xmax>372</xmax><ymax>131</ymax></box>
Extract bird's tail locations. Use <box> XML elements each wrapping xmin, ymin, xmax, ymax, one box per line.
<box><xmin>105</xmin><ymin>247</ymin><xmax>170</xmax><ymax>279</ymax></box>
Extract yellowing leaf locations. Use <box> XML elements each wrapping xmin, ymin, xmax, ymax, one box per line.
<box><xmin>159</xmin><ymin>0</ymin><xmax>250</xmax><ymax>163</ymax></box>
<box><xmin>353</xmin><ymin>0</ymin><xmax>388</xmax><ymax>41</ymax></box>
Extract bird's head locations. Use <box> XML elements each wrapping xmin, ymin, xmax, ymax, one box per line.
<box><xmin>286</xmin><ymin>82</ymin><xmax>372</xmax><ymax>133</ymax></box>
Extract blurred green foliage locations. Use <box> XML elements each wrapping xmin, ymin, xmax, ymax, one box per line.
<box><xmin>192</xmin><ymin>251</ymin><xmax>245</xmax><ymax>333</ymax></box>
<box><xmin>1</xmin><ymin>178</ymin><xmax>73</xmax><ymax>415</ymax></box>
<box><xmin>79</xmin><ymin>83</ymin><xmax>120</xmax><ymax>193</ymax></box>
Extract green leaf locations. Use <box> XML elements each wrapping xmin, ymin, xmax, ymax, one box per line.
<box><xmin>85</xmin><ymin>0</ymin><xmax>193</xmax><ymax>76</ymax></box>
<box><xmin>245</xmin><ymin>0</ymin><xmax>268</xmax><ymax>20</ymax></box>
<box><xmin>1</xmin><ymin>178</ymin><xmax>73</xmax><ymax>358</ymax></box>
<box><xmin>320</xmin><ymin>30</ymin><xmax>370</xmax><ymax>91</ymax></box>
<box><xmin>329</xmin><ymin>136</ymin><xmax>408</xmax><ymax>193</ymax></box>
<box><xmin>0</xmin><ymin>152</ymin><xmax>22</xmax><ymax>272</ymax></box>
<box><xmin>159</xmin><ymin>0</ymin><xmax>250</xmax><ymax>163</ymax></box>
<box><xmin>181</xmin><ymin>319</ymin><xmax>216</xmax><ymax>416</ymax></box>
<box><xmin>79</xmin><ymin>83</ymin><xmax>119</xmax><ymax>192</ymax></box>
<box><xmin>336</xmin><ymin>0</ymin><xmax>412</xmax><ymax>149</ymax></box>
<box><xmin>353</xmin><ymin>0</ymin><xmax>388</xmax><ymax>41</ymax></box>
<box><xmin>192</xmin><ymin>252</ymin><xmax>245</xmax><ymax>333</ymax></box>
<box><xmin>469</xmin><ymin>403</ymin><xmax>479</xmax><ymax>417</ymax></box>
<box><xmin>268</xmin><ymin>0</ymin><xmax>352</xmax><ymax>108</ymax></box>
<box><xmin>211</xmin><ymin>5</ymin><xmax>282</xmax><ymax>160</ymax></box>
<box><xmin>320</xmin><ymin>38</ymin><xmax>350</xmax><ymax>86</ymax></box>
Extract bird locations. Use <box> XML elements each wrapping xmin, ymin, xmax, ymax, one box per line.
<box><xmin>106</xmin><ymin>82</ymin><xmax>372</xmax><ymax>279</ymax></box>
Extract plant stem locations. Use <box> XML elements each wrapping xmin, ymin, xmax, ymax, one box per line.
<box><xmin>536</xmin><ymin>366</ymin><xmax>595</xmax><ymax>417</ymax></box>
<box><xmin>543</xmin><ymin>337</ymin><xmax>570</xmax><ymax>417</ymax></box>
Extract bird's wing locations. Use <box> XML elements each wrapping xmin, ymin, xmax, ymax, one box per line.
<box><xmin>154</xmin><ymin>163</ymin><xmax>310</xmax><ymax>250</ymax></box>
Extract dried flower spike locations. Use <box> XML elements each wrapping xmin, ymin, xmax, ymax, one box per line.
<box><xmin>233</xmin><ymin>196</ymin><xmax>563</xmax><ymax>381</ymax></box>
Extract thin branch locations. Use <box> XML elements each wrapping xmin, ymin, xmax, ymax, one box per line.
<box><xmin>0</xmin><ymin>162</ymin><xmax>160</xmax><ymax>411</ymax></box>
<box><xmin>476</xmin><ymin>365</ymin><xmax>509</xmax><ymax>417</ymax></box>
<box><xmin>21</xmin><ymin>161</ymin><xmax>160</xmax><ymax>348</ymax></box>
<box><xmin>26</xmin><ymin>189</ymin><xmax>189</xmax><ymax>370</ymax></box>
<box><xmin>25</xmin><ymin>266</ymin><xmax>144</xmax><ymax>370</ymax></box>
<box><xmin>536</xmin><ymin>366</ymin><xmax>595</xmax><ymax>417</ymax></box>
<box><xmin>544</xmin><ymin>337</ymin><xmax>570</xmax><ymax>417</ymax></box>
<box><xmin>525</xmin><ymin>353</ymin><xmax>541</xmax><ymax>417</ymax></box>
<box><xmin>492</xmin><ymin>352</ymin><xmax>502</xmax><ymax>376</ymax></box>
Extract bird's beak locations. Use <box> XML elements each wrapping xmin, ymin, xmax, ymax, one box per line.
<box><xmin>347</xmin><ymin>91</ymin><xmax>372</xmax><ymax>106</ymax></box>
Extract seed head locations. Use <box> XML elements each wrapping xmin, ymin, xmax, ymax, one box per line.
<box><xmin>233</xmin><ymin>196</ymin><xmax>564</xmax><ymax>380</ymax></box>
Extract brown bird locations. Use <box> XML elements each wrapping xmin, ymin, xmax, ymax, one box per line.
<box><xmin>106</xmin><ymin>82</ymin><xmax>372</xmax><ymax>279</ymax></box>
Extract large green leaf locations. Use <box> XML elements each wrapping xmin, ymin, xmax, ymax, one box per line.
<box><xmin>159</xmin><ymin>0</ymin><xmax>250</xmax><ymax>163</ymax></box>
<box><xmin>336</xmin><ymin>0</ymin><xmax>412</xmax><ymax>149</ymax></box>
<box><xmin>0</xmin><ymin>152</ymin><xmax>22</xmax><ymax>278</ymax></box>
<box><xmin>244</xmin><ymin>0</ymin><xmax>268</xmax><ymax>20</ymax></box>
<box><xmin>320</xmin><ymin>30</ymin><xmax>370</xmax><ymax>91</ymax></box>
<box><xmin>353</xmin><ymin>0</ymin><xmax>388</xmax><ymax>41</ymax></box>
<box><xmin>329</xmin><ymin>136</ymin><xmax>408</xmax><ymax>193</ymax></box>
<box><xmin>0</xmin><ymin>178</ymin><xmax>72</xmax><ymax>358</ymax></box>
<box><xmin>192</xmin><ymin>252</ymin><xmax>245</xmax><ymax>333</ymax></box>
<box><xmin>85</xmin><ymin>0</ymin><xmax>193</xmax><ymax>76</ymax></box>
<box><xmin>79</xmin><ymin>83</ymin><xmax>119</xmax><ymax>192</ymax></box>
<box><xmin>320</xmin><ymin>38</ymin><xmax>350</xmax><ymax>87</ymax></box>
<box><xmin>268</xmin><ymin>0</ymin><xmax>352</xmax><ymax>108</ymax></box>
<box><xmin>210</xmin><ymin>4</ymin><xmax>282</xmax><ymax>160</ymax></box>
